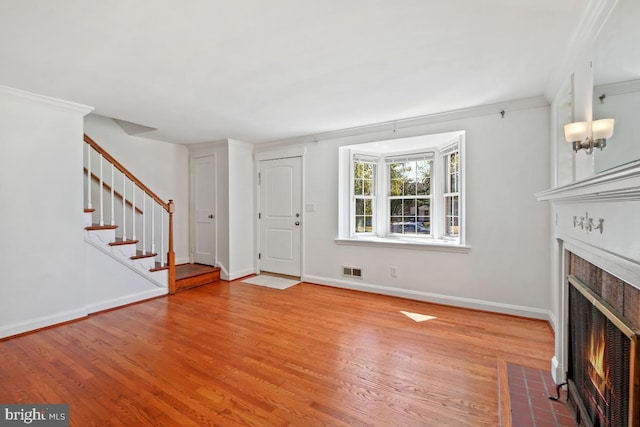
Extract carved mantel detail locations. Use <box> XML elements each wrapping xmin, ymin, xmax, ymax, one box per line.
<box><xmin>573</xmin><ymin>213</ymin><xmax>604</xmax><ymax>234</ymax></box>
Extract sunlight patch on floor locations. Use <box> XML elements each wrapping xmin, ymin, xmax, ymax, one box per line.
<box><xmin>400</xmin><ymin>311</ymin><xmax>437</xmax><ymax>322</ymax></box>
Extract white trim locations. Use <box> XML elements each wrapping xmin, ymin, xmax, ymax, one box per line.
<box><xmin>85</xmin><ymin>288</ymin><xmax>166</xmax><ymax>314</ymax></box>
<box><xmin>219</xmin><ymin>264</ymin><xmax>230</xmax><ymax>281</ymax></box>
<box><xmin>551</xmin><ymin>356</ymin><xmax>565</xmax><ymax>384</ymax></box>
<box><xmin>0</xmin><ymin>308</ymin><xmax>88</xmax><ymax>340</ymax></box>
<box><xmin>254</xmin><ymin>145</ymin><xmax>306</xmax><ymax>161</ymax></box>
<box><xmin>84</xmin><ymin>238</ymin><xmax>168</xmax><ymax>288</ymax></box>
<box><xmin>594</xmin><ymin>78</ymin><xmax>640</xmax><ymax>98</ymax></box>
<box><xmin>228</xmin><ymin>267</ymin><xmax>258</xmax><ymax>281</ymax></box>
<box><xmin>335</xmin><ymin>237</ymin><xmax>470</xmax><ymax>253</ymax></box>
<box><xmin>302</xmin><ymin>274</ymin><xmax>552</xmax><ymax>321</ymax></box>
<box><xmin>536</xmin><ymin>158</ymin><xmax>640</xmax><ymax>202</ymax></box>
<box><xmin>0</xmin><ymin>85</ymin><xmax>94</xmax><ymax>115</ymax></box>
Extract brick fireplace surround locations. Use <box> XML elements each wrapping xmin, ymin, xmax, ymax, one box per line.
<box><xmin>570</xmin><ymin>254</ymin><xmax>640</xmax><ymax>330</ymax></box>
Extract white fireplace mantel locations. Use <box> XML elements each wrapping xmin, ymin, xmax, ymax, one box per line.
<box><xmin>536</xmin><ymin>160</ymin><xmax>640</xmax><ymax>384</ymax></box>
<box><xmin>536</xmin><ymin>160</ymin><xmax>640</xmax><ymax>287</ymax></box>
<box><xmin>536</xmin><ymin>159</ymin><xmax>640</xmax><ymax>203</ymax></box>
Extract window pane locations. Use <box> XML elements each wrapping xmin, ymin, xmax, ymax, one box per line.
<box><xmin>364</xmin><ymin>199</ymin><xmax>373</xmax><ymax>215</ymax></box>
<box><xmin>416</xmin><ymin>160</ymin><xmax>431</xmax><ymax>195</ymax></box>
<box><xmin>445</xmin><ymin>195</ymin><xmax>459</xmax><ymax>237</ymax></box>
<box><xmin>417</xmin><ymin>199</ymin><xmax>430</xmax><ymax>233</ymax></box>
<box><xmin>446</xmin><ymin>152</ymin><xmax>460</xmax><ymax>193</ymax></box>
<box><xmin>363</xmin><ymin>179</ymin><xmax>373</xmax><ymax>196</ymax></box>
<box><xmin>354</xmin><ymin>178</ymin><xmax>363</xmax><ymax>195</ymax></box>
<box><xmin>355</xmin><ymin>198</ymin><xmax>364</xmax><ymax>215</ymax></box>
<box><xmin>403</xmin><ymin>180</ymin><xmax>416</xmax><ymax>196</ymax></box>
<box><xmin>389</xmin><ymin>199</ymin><xmax>403</xmax><ymax>216</ymax></box>
<box><xmin>389</xmin><ymin>163</ymin><xmax>403</xmax><ymax>196</ymax></box>
<box><xmin>363</xmin><ymin>163</ymin><xmax>373</xmax><ymax>180</ymax></box>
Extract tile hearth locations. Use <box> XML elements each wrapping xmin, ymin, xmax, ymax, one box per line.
<box><xmin>507</xmin><ymin>363</ymin><xmax>575</xmax><ymax>427</ymax></box>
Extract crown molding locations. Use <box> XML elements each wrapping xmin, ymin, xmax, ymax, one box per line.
<box><xmin>594</xmin><ymin>78</ymin><xmax>640</xmax><ymax>99</ymax></box>
<box><xmin>0</xmin><ymin>85</ymin><xmax>93</xmax><ymax>115</ymax></box>
<box><xmin>260</xmin><ymin>95</ymin><xmax>548</xmax><ymax>149</ymax></box>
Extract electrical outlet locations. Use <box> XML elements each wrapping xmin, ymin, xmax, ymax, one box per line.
<box><xmin>390</xmin><ymin>266</ymin><xmax>397</xmax><ymax>277</ymax></box>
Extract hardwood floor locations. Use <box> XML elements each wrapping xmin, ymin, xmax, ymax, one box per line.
<box><xmin>0</xmin><ymin>280</ymin><xmax>554</xmax><ymax>426</ymax></box>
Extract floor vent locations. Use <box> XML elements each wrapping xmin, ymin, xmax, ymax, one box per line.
<box><xmin>342</xmin><ymin>266</ymin><xmax>362</xmax><ymax>278</ymax></box>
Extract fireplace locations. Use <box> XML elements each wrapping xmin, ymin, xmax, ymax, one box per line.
<box><xmin>567</xmin><ymin>274</ymin><xmax>640</xmax><ymax>426</ymax></box>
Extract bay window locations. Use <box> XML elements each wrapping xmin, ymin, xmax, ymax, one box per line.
<box><xmin>339</xmin><ymin>131</ymin><xmax>465</xmax><ymax>248</ymax></box>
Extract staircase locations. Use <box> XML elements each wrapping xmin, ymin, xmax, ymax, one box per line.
<box><xmin>83</xmin><ymin>134</ymin><xmax>221</xmax><ymax>306</ymax></box>
<box><xmin>83</xmin><ymin>134</ymin><xmax>176</xmax><ymax>297</ymax></box>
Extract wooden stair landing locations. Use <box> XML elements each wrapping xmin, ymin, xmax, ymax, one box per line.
<box><xmin>175</xmin><ymin>263</ymin><xmax>220</xmax><ymax>292</ymax></box>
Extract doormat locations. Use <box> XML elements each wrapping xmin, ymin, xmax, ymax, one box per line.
<box><xmin>241</xmin><ymin>275</ymin><xmax>300</xmax><ymax>290</ymax></box>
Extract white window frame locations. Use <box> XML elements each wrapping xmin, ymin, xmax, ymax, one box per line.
<box><xmin>386</xmin><ymin>153</ymin><xmax>434</xmax><ymax>237</ymax></box>
<box><xmin>337</xmin><ymin>132</ymin><xmax>467</xmax><ymax>251</ymax></box>
<box><xmin>350</xmin><ymin>153</ymin><xmax>378</xmax><ymax>235</ymax></box>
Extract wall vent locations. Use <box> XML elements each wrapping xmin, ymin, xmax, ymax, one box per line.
<box><xmin>342</xmin><ymin>266</ymin><xmax>362</xmax><ymax>278</ymax></box>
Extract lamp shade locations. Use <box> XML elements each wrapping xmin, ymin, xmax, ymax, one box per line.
<box><xmin>591</xmin><ymin>118</ymin><xmax>615</xmax><ymax>140</ymax></box>
<box><xmin>564</xmin><ymin>121</ymin><xmax>589</xmax><ymax>143</ymax></box>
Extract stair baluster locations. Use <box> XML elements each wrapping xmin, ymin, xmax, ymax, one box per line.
<box><xmin>131</xmin><ymin>184</ymin><xmax>136</xmax><ymax>242</ymax></box>
<box><xmin>142</xmin><ymin>193</ymin><xmax>146</xmax><ymax>255</ymax></box>
<box><xmin>99</xmin><ymin>154</ymin><xmax>104</xmax><ymax>226</ymax></box>
<box><xmin>151</xmin><ymin>203</ymin><xmax>155</xmax><ymax>256</ymax></box>
<box><xmin>110</xmin><ymin>164</ymin><xmax>115</xmax><ymax>226</ymax></box>
<box><xmin>161</xmin><ymin>209</ymin><xmax>165</xmax><ymax>267</ymax></box>
<box><xmin>121</xmin><ymin>172</ymin><xmax>126</xmax><ymax>240</ymax></box>
<box><xmin>86</xmin><ymin>144</ymin><xmax>92</xmax><ymax>210</ymax></box>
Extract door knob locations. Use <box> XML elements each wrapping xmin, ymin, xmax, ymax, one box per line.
<box><xmin>208</xmin><ymin>214</ymin><xmax>214</xmax><ymax>219</ymax></box>
<box><xmin>295</xmin><ymin>221</ymin><xmax>300</xmax><ymax>226</ymax></box>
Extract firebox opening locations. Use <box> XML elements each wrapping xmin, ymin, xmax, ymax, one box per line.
<box><xmin>567</xmin><ymin>274</ymin><xmax>638</xmax><ymax>427</ymax></box>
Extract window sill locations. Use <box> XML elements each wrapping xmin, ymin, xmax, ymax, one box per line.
<box><xmin>334</xmin><ymin>236</ymin><xmax>471</xmax><ymax>253</ymax></box>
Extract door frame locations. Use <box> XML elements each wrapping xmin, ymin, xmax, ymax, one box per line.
<box><xmin>255</xmin><ymin>146</ymin><xmax>306</xmax><ymax>277</ymax></box>
<box><xmin>189</xmin><ymin>152</ymin><xmax>218</xmax><ymax>266</ymax></box>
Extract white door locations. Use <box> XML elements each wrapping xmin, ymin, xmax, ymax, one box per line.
<box><xmin>259</xmin><ymin>157</ymin><xmax>302</xmax><ymax>276</ymax></box>
<box><xmin>192</xmin><ymin>155</ymin><xmax>216</xmax><ymax>266</ymax></box>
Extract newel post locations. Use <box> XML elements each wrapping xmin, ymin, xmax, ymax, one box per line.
<box><xmin>167</xmin><ymin>199</ymin><xmax>176</xmax><ymax>294</ymax></box>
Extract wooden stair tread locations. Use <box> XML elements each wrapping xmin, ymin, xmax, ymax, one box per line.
<box><xmin>130</xmin><ymin>251</ymin><xmax>157</xmax><ymax>260</ymax></box>
<box><xmin>84</xmin><ymin>208</ymin><xmax>95</xmax><ymax>213</ymax></box>
<box><xmin>85</xmin><ymin>224</ymin><xmax>118</xmax><ymax>230</ymax></box>
<box><xmin>175</xmin><ymin>264</ymin><xmax>220</xmax><ymax>292</ymax></box>
<box><xmin>150</xmin><ymin>262</ymin><xmax>170</xmax><ymax>272</ymax></box>
<box><xmin>109</xmin><ymin>237</ymin><xmax>139</xmax><ymax>246</ymax></box>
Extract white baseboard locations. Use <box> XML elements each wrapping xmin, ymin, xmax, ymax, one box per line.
<box><xmin>302</xmin><ymin>274</ymin><xmax>554</xmax><ymax>321</ymax></box>
<box><xmin>547</xmin><ymin>309</ymin><xmax>558</xmax><ymax>333</ymax></box>
<box><xmin>176</xmin><ymin>257</ymin><xmax>190</xmax><ymax>265</ymax></box>
<box><xmin>0</xmin><ymin>308</ymin><xmax>87</xmax><ymax>340</ymax></box>
<box><xmin>227</xmin><ymin>267</ymin><xmax>257</xmax><ymax>281</ymax></box>
<box><xmin>85</xmin><ymin>288</ymin><xmax>167</xmax><ymax>314</ymax></box>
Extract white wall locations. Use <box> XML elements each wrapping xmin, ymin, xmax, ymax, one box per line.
<box><xmin>262</xmin><ymin>104</ymin><xmax>551</xmax><ymax>318</ymax></box>
<box><xmin>228</xmin><ymin>140</ymin><xmax>256</xmax><ymax>279</ymax></box>
<box><xmin>189</xmin><ymin>139</ymin><xmax>256</xmax><ymax>280</ymax></box>
<box><xmin>0</xmin><ymin>87</ymin><xmax>92</xmax><ymax>338</ymax></box>
<box><xmin>84</xmin><ymin>114</ymin><xmax>190</xmax><ymax>263</ymax></box>
<box><xmin>542</xmin><ymin>0</ymin><xmax>619</xmax><ymax>383</ymax></box>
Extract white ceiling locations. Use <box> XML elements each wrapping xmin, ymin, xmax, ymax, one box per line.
<box><xmin>0</xmin><ymin>0</ymin><xmax>587</xmax><ymax>144</ymax></box>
